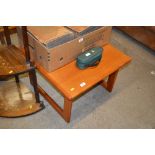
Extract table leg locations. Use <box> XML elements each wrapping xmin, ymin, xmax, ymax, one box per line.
<box><xmin>38</xmin><ymin>85</ymin><xmax>73</xmax><ymax>123</ymax></box>
<box><xmin>64</xmin><ymin>98</ymin><xmax>73</xmax><ymax>123</ymax></box>
<box><xmin>101</xmin><ymin>69</ymin><xmax>119</xmax><ymax>92</ymax></box>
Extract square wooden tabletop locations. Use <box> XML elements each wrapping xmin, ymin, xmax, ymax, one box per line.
<box><xmin>36</xmin><ymin>44</ymin><xmax>132</xmax><ymax>100</ymax></box>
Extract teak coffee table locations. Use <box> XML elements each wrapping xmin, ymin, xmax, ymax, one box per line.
<box><xmin>36</xmin><ymin>44</ymin><xmax>132</xmax><ymax>122</ymax></box>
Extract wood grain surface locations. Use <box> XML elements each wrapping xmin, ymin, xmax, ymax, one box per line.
<box><xmin>0</xmin><ymin>45</ymin><xmax>29</xmax><ymax>76</ymax></box>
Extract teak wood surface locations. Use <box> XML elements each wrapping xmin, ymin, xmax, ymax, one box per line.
<box><xmin>36</xmin><ymin>44</ymin><xmax>132</xmax><ymax>122</ymax></box>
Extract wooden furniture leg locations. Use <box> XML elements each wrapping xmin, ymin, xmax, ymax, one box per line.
<box><xmin>21</xmin><ymin>26</ymin><xmax>30</xmax><ymax>62</ymax></box>
<box><xmin>29</xmin><ymin>69</ymin><xmax>41</xmax><ymax>103</ymax></box>
<box><xmin>64</xmin><ymin>98</ymin><xmax>73</xmax><ymax>123</ymax></box>
<box><xmin>3</xmin><ymin>26</ymin><xmax>11</xmax><ymax>45</ymax></box>
<box><xmin>0</xmin><ymin>33</ymin><xmax>5</xmax><ymax>45</ymax></box>
<box><xmin>101</xmin><ymin>69</ymin><xmax>119</xmax><ymax>92</ymax></box>
<box><xmin>38</xmin><ymin>85</ymin><xmax>73</xmax><ymax>122</ymax></box>
<box><xmin>15</xmin><ymin>75</ymin><xmax>20</xmax><ymax>83</ymax></box>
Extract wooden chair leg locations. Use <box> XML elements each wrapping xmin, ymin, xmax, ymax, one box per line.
<box><xmin>15</xmin><ymin>75</ymin><xmax>20</xmax><ymax>83</ymax></box>
<box><xmin>29</xmin><ymin>69</ymin><xmax>40</xmax><ymax>103</ymax></box>
<box><xmin>101</xmin><ymin>69</ymin><xmax>119</xmax><ymax>92</ymax></box>
<box><xmin>3</xmin><ymin>26</ymin><xmax>11</xmax><ymax>45</ymax></box>
<box><xmin>63</xmin><ymin>97</ymin><xmax>73</xmax><ymax>123</ymax></box>
<box><xmin>28</xmin><ymin>72</ymin><xmax>34</xmax><ymax>85</ymax></box>
<box><xmin>0</xmin><ymin>33</ymin><xmax>5</xmax><ymax>45</ymax></box>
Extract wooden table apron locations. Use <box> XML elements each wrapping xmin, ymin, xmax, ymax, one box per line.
<box><xmin>35</xmin><ymin>44</ymin><xmax>132</xmax><ymax>123</ymax></box>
